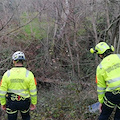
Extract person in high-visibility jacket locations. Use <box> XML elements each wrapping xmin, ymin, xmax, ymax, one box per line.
<box><xmin>0</xmin><ymin>51</ymin><xmax>37</xmax><ymax>120</ymax></box>
<box><xmin>90</xmin><ymin>42</ymin><xmax>120</xmax><ymax>120</ymax></box>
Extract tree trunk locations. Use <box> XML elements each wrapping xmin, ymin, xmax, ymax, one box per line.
<box><xmin>117</xmin><ymin>24</ymin><xmax>120</xmax><ymax>53</ymax></box>
<box><xmin>105</xmin><ymin>0</ymin><xmax>112</xmax><ymax>42</ymax></box>
<box><xmin>90</xmin><ymin>0</ymin><xmax>99</xmax><ymax>66</ymax></box>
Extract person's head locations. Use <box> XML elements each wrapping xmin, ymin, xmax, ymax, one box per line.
<box><xmin>90</xmin><ymin>42</ymin><xmax>114</xmax><ymax>59</ymax></box>
<box><xmin>12</xmin><ymin>51</ymin><xmax>25</xmax><ymax>66</ymax></box>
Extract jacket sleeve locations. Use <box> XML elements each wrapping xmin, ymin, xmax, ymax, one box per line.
<box><xmin>96</xmin><ymin>66</ymin><xmax>106</xmax><ymax>103</ymax></box>
<box><xmin>0</xmin><ymin>72</ymin><xmax>8</xmax><ymax>105</ymax></box>
<box><xmin>29</xmin><ymin>71</ymin><xmax>37</xmax><ymax>105</ymax></box>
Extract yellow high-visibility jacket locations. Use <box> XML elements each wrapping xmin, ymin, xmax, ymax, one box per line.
<box><xmin>96</xmin><ymin>54</ymin><xmax>120</xmax><ymax>103</ymax></box>
<box><xmin>0</xmin><ymin>67</ymin><xmax>37</xmax><ymax>105</ymax></box>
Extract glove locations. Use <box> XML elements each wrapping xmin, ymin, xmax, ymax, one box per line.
<box><xmin>99</xmin><ymin>103</ymin><xmax>102</xmax><ymax>113</ymax></box>
<box><xmin>30</xmin><ymin>104</ymin><xmax>36</xmax><ymax>110</ymax></box>
<box><xmin>1</xmin><ymin>105</ymin><xmax>6</xmax><ymax>111</ymax></box>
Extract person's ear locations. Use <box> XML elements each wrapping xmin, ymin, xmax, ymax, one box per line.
<box><xmin>13</xmin><ymin>60</ymin><xmax>16</xmax><ymax>64</ymax></box>
<box><xmin>99</xmin><ymin>54</ymin><xmax>104</xmax><ymax>59</ymax></box>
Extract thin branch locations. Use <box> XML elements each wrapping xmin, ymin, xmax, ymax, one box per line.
<box><xmin>0</xmin><ymin>0</ymin><xmax>22</xmax><ymax>31</ymax></box>
<box><xmin>0</xmin><ymin>4</ymin><xmax>48</xmax><ymax>38</ymax></box>
<box><xmin>106</xmin><ymin>14</ymin><xmax>120</xmax><ymax>32</ymax></box>
<box><xmin>0</xmin><ymin>14</ymin><xmax>14</xmax><ymax>31</ymax></box>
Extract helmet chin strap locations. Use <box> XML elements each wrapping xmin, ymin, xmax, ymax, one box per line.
<box><xmin>16</xmin><ymin>60</ymin><xmax>19</xmax><ymax>63</ymax></box>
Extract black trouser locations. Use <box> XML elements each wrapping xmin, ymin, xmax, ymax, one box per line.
<box><xmin>6</xmin><ymin>93</ymin><xmax>30</xmax><ymax>120</ymax></box>
<box><xmin>99</xmin><ymin>91</ymin><xmax>120</xmax><ymax>120</ymax></box>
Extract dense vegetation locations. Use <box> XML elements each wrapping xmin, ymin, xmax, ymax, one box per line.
<box><xmin>0</xmin><ymin>0</ymin><xmax>120</xmax><ymax>119</ymax></box>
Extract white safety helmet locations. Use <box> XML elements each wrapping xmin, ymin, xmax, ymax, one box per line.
<box><xmin>12</xmin><ymin>51</ymin><xmax>25</xmax><ymax>61</ymax></box>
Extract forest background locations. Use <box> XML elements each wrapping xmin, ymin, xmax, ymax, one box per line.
<box><xmin>0</xmin><ymin>0</ymin><xmax>120</xmax><ymax>120</ymax></box>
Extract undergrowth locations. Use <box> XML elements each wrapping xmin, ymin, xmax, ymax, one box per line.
<box><xmin>0</xmin><ymin>80</ymin><xmax>115</xmax><ymax>120</ymax></box>
<box><xmin>0</xmin><ymin>80</ymin><xmax>99</xmax><ymax>120</ymax></box>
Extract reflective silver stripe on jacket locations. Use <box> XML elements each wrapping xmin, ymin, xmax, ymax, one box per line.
<box><xmin>98</xmin><ymin>63</ymin><xmax>102</xmax><ymax>69</ymax></box>
<box><xmin>8</xmin><ymin>89</ymin><xmax>29</xmax><ymax>97</ymax></box>
<box><xmin>30</xmin><ymin>89</ymin><xmax>37</xmax><ymax>93</ymax></box>
<box><xmin>117</xmin><ymin>54</ymin><xmax>120</xmax><ymax>59</ymax></box>
<box><xmin>107</xmin><ymin>85</ymin><xmax>120</xmax><ymax>91</ymax></box>
<box><xmin>26</xmin><ymin>70</ymin><xmax>29</xmax><ymax>77</ymax></box>
<box><xmin>0</xmin><ymin>95</ymin><xmax>6</xmax><ymax>98</ymax></box>
<box><xmin>97</xmin><ymin>86</ymin><xmax>106</xmax><ymax>91</ymax></box>
<box><xmin>97</xmin><ymin>91</ymin><xmax>105</xmax><ymax>94</ymax></box>
<box><xmin>7</xmin><ymin>69</ymin><xmax>29</xmax><ymax>77</ymax></box>
<box><xmin>107</xmin><ymin>77</ymin><xmax>120</xmax><ymax>84</ymax></box>
<box><xmin>10</xmin><ymin>92</ymin><xmax>29</xmax><ymax>97</ymax></box>
<box><xmin>7</xmin><ymin>70</ymin><xmax>10</xmax><ymax>77</ymax></box>
<box><xmin>31</xmin><ymin>94</ymin><xmax>37</xmax><ymax>97</ymax></box>
<box><xmin>0</xmin><ymin>90</ymin><xmax>7</xmax><ymax>94</ymax></box>
<box><xmin>8</xmin><ymin>89</ymin><xmax>28</xmax><ymax>93</ymax></box>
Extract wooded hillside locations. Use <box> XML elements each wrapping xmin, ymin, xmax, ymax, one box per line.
<box><xmin>0</xmin><ymin>0</ymin><xmax>120</xmax><ymax>119</ymax></box>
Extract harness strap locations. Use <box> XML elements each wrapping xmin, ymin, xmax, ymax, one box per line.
<box><xmin>112</xmin><ymin>90</ymin><xmax>120</xmax><ymax>95</ymax></box>
<box><xmin>21</xmin><ymin>108</ymin><xmax>30</xmax><ymax>113</ymax></box>
<box><xmin>6</xmin><ymin>108</ymin><xmax>17</xmax><ymax>114</ymax></box>
<box><xmin>6</xmin><ymin>93</ymin><xmax>26</xmax><ymax>101</ymax></box>
<box><xmin>103</xmin><ymin>96</ymin><xmax>115</xmax><ymax>108</ymax></box>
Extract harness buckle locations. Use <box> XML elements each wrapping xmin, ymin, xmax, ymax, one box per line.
<box><xmin>10</xmin><ymin>94</ymin><xmax>21</xmax><ymax>101</ymax></box>
<box><xmin>17</xmin><ymin>95</ymin><xmax>21</xmax><ymax>101</ymax></box>
<box><xmin>7</xmin><ymin>93</ymin><xmax>26</xmax><ymax>101</ymax></box>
